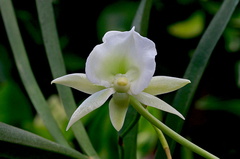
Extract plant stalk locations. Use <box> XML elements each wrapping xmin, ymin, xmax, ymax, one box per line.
<box><xmin>130</xmin><ymin>97</ymin><xmax>219</xmax><ymax>159</ymax></box>
<box><xmin>153</xmin><ymin>125</ymin><xmax>172</xmax><ymax>159</ymax></box>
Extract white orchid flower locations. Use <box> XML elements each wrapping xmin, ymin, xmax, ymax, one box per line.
<box><xmin>51</xmin><ymin>27</ymin><xmax>190</xmax><ymax>131</ymax></box>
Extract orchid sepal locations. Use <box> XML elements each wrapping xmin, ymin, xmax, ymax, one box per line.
<box><xmin>66</xmin><ymin>88</ymin><xmax>115</xmax><ymax>130</ymax></box>
<box><xmin>109</xmin><ymin>93</ymin><xmax>130</xmax><ymax>131</ymax></box>
<box><xmin>143</xmin><ymin>76</ymin><xmax>191</xmax><ymax>95</ymax></box>
<box><xmin>51</xmin><ymin>73</ymin><xmax>105</xmax><ymax>94</ymax></box>
<box><xmin>133</xmin><ymin>92</ymin><xmax>185</xmax><ymax>120</ymax></box>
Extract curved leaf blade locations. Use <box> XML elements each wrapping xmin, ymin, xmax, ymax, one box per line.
<box><xmin>156</xmin><ymin>0</ymin><xmax>239</xmax><ymax>157</ymax></box>
<box><xmin>0</xmin><ymin>0</ymin><xmax>69</xmax><ymax>146</ymax></box>
<box><xmin>0</xmin><ymin>122</ymin><xmax>88</xmax><ymax>159</ymax></box>
<box><xmin>35</xmin><ymin>0</ymin><xmax>99</xmax><ymax>158</ymax></box>
<box><xmin>132</xmin><ymin>0</ymin><xmax>152</xmax><ymax>36</ymax></box>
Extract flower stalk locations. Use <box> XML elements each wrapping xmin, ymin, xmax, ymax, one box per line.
<box><xmin>153</xmin><ymin>125</ymin><xmax>172</xmax><ymax>159</ymax></box>
<box><xmin>130</xmin><ymin>96</ymin><xmax>219</xmax><ymax>159</ymax></box>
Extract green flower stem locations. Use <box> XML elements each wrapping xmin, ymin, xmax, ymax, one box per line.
<box><xmin>130</xmin><ymin>97</ymin><xmax>219</xmax><ymax>159</ymax></box>
<box><xmin>153</xmin><ymin>125</ymin><xmax>172</xmax><ymax>159</ymax></box>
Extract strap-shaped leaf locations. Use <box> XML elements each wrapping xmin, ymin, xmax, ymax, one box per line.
<box><xmin>36</xmin><ymin>0</ymin><xmax>99</xmax><ymax>158</ymax></box>
<box><xmin>132</xmin><ymin>0</ymin><xmax>152</xmax><ymax>36</ymax></box>
<box><xmin>157</xmin><ymin>0</ymin><xmax>239</xmax><ymax>157</ymax></box>
<box><xmin>0</xmin><ymin>0</ymin><xmax>69</xmax><ymax>146</ymax></box>
<box><xmin>0</xmin><ymin>122</ymin><xmax>87</xmax><ymax>159</ymax></box>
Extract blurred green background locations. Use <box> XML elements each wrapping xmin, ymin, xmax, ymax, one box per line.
<box><xmin>0</xmin><ymin>0</ymin><xmax>240</xmax><ymax>158</ymax></box>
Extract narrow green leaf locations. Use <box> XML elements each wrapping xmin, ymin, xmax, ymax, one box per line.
<box><xmin>0</xmin><ymin>0</ymin><xmax>69</xmax><ymax>147</ymax></box>
<box><xmin>132</xmin><ymin>0</ymin><xmax>152</xmax><ymax>36</ymax></box>
<box><xmin>118</xmin><ymin>106</ymin><xmax>139</xmax><ymax>159</ymax></box>
<box><xmin>35</xmin><ymin>0</ymin><xmax>99</xmax><ymax>158</ymax></box>
<box><xmin>119</xmin><ymin>106</ymin><xmax>141</xmax><ymax>138</ymax></box>
<box><xmin>0</xmin><ymin>122</ymin><xmax>88</xmax><ymax>159</ymax></box>
<box><xmin>156</xmin><ymin>0</ymin><xmax>239</xmax><ymax>157</ymax></box>
<box><xmin>181</xmin><ymin>145</ymin><xmax>194</xmax><ymax>159</ymax></box>
<box><xmin>122</xmin><ymin>124</ymin><xmax>138</xmax><ymax>159</ymax></box>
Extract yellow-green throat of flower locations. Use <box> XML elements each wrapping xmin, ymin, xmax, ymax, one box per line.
<box><xmin>113</xmin><ymin>74</ymin><xmax>130</xmax><ymax>93</ymax></box>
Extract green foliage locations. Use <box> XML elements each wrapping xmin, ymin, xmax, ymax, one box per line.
<box><xmin>0</xmin><ymin>81</ymin><xmax>32</xmax><ymax>125</ymax></box>
<box><xmin>0</xmin><ymin>0</ymin><xmax>239</xmax><ymax>158</ymax></box>
<box><xmin>0</xmin><ymin>0</ymin><xmax>69</xmax><ymax>147</ymax></box>
<box><xmin>168</xmin><ymin>11</ymin><xmax>205</xmax><ymax>39</ymax></box>
<box><xmin>0</xmin><ymin>122</ymin><xmax>87</xmax><ymax>159</ymax></box>
<box><xmin>158</xmin><ymin>0</ymin><xmax>239</xmax><ymax>157</ymax></box>
<box><xmin>132</xmin><ymin>0</ymin><xmax>152</xmax><ymax>36</ymax></box>
<box><xmin>86</xmin><ymin>104</ymin><xmax>118</xmax><ymax>159</ymax></box>
<box><xmin>36</xmin><ymin>0</ymin><xmax>99</xmax><ymax>158</ymax></box>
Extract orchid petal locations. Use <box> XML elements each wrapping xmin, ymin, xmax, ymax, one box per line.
<box><xmin>109</xmin><ymin>93</ymin><xmax>130</xmax><ymax>131</ymax></box>
<box><xmin>144</xmin><ymin>76</ymin><xmax>191</xmax><ymax>95</ymax></box>
<box><xmin>133</xmin><ymin>92</ymin><xmax>185</xmax><ymax>119</ymax></box>
<box><xmin>66</xmin><ymin>88</ymin><xmax>115</xmax><ymax>130</ymax></box>
<box><xmin>51</xmin><ymin>73</ymin><xmax>105</xmax><ymax>94</ymax></box>
<box><xmin>86</xmin><ymin>27</ymin><xmax>157</xmax><ymax>94</ymax></box>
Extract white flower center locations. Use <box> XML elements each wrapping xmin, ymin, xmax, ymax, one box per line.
<box><xmin>113</xmin><ymin>74</ymin><xmax>130</xmax><ymax>93</ymax></box>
